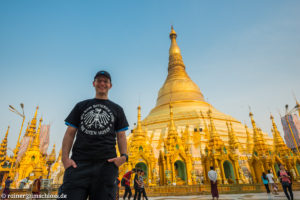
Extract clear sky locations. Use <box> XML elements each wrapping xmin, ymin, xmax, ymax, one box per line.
<box><xmin>0</xmin><ymin>0</ymin><xmax>299</xmax><ymax>155</ymax></box>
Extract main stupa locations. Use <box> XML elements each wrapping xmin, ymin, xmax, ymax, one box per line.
<box><xmin>121</xmin><ymin>27</ymin><xmax>299</xmax><ymax>187</ymax></box>
<box><xmin>142</xmin><ymin>26</ymin><xmax>272</xmax><ymax>149</ymax></box>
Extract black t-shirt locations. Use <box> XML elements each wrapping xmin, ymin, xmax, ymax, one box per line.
<box><xmin>65</xmin><ymin>98</ymin><xmax>129</xmax><ymax>161</ymax></box>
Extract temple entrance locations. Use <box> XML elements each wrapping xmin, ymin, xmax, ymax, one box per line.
<box><xmin>252</xmin><ymin>160</ymin><xmax>263</xmax><ymax>183</ymax></box>
<box><xmin>135</xmin><ymin>162</ymin><xmax>148</xmax><ymax>178</ymax></box>
<box><xmin>296</xmin><ymin>162</ymin><xmax>300</xmax><ymax>175</ymax></box>
<box><xmin>158</xmin><ymin>157</ymin><xmax>165</xmax><ymax>185</ymax></box>
<box><xmin>174</xmin><ymin>160</ymin><xmax>186</xmax><ymax>185</ymax></box>
<box><xmin>223</xmin><ymin>160</ymin><xmax>236</xmax><ymax>183</ymax></box>
<box><xmin>274</xmin><ymin>163</ymin><xmax>280</xmax><ymax>174</ymax></box>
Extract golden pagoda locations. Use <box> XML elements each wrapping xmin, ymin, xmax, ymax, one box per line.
<box><xmin>0</xmin><ymin>106</ymin><xmax>55</xmax><ymax>188</ymax></box>
<box><xmin>123</xmin><ymin>106</ymin><xmax>157</xmax><ymax>185</ymax></box>
<box><xmin>50</xmin><ymin>148</ymin><xmax>65</xmax><ymax>185</ymax></box>
<box><xmin>123</xmin><ymin>26</ymin><xmax>300</xmax><ymax>186</ymax></box>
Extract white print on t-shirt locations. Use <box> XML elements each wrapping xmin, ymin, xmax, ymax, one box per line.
<box><xmin>80</xmin><ymin>104</ymin><xmax>115</xmax><ymax>135</ymax></box>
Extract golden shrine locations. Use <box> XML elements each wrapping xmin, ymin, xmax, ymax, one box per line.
<box><xmin>119</xmin><ymin>26</ymin><xmax>300</xmax><ymax>186</ymax></box>
<box><xmin>0</xmin><ymin>27</ymin><xmax>300</xmax><ymax>191</ymax></box>
<box><xmin>0</xmin><ymin>107</ymin><xmax>58</xmax><ymax>188</ymax></box>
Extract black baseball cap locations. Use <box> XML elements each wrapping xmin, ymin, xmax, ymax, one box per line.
<box><xmin>94</xmin><ymin>70</ymin><xmax>111</xmax><ymax>82</ymax></box>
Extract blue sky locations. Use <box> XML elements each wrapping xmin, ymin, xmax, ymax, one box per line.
<box><xmin>0</xmin><ymin>1</ymin><xmax>300</xmax><ymax>155</ymax></box>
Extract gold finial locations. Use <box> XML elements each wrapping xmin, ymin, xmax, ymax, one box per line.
<box><xmin>5</xmin><ymin>126</ymin><xmax>10</xmax><ymax>139</ymax></box>
<box><xmin>34</xmin><ymin>106</ymin><xmax>39</xmax><ymax>119</ymax></box>
<box><xmin>136</xmin><ymin>105</ymin><xmax>142</xmax><ymax>132</ymax></box>
<box><xmin>169</xmin><ymin>26</ymin><xmax>181</xmax><ymax>55</ymax></box>
<box><xmin>170</xmin><ymin>25</ymin><xmax>177</xmax><ymax>39</ymax></box>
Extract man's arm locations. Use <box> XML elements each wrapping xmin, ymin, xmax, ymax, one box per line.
<box><xmin>117</xmin><ymin>131</ymin><xmax>127</xmax><ymax>155</ymax></box>
<box><xmin>61</xmin><ymin>126</ymin><xmax>77</xmax><ymax>169</ymax></box>
<box><xmin>107</xmin><ymin>131</ymin><xmax>127</xmax><ymax>167</ymax></box>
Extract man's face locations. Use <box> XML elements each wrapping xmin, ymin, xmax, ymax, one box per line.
<box><xmin>93</xmin><ymin>76</ymin><xmax>112</xmax><ymax>95</ymax></box>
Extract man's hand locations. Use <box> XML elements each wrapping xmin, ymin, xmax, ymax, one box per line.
<box><xmin>62</xmin><ymin>157</ymin><xmax>77</xmax><ymax>170</ymax></box>
<box><xmin>107</xmin><ymin>156</ymin><xmax>126</xmax><ymax>167</ymax></box>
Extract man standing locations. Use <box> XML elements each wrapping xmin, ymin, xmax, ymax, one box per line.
<box><xmin>208</xmin><ymin>166</ymin><xmax>219</xmax><ymax>200</ymax></box>
<box><xmin>1</xmin><ymin>177</ymin><xmax>13</xmax><ymax>200</ymax></box>
<box><xmin>19</xmin><ymin>177</ymin><xmax>29</xmax><ymax>189</ymax></box>
<box><xmin>32</xmin><ymin>176</ymin><xmax>42</xmax><ymax>199</ymax></box>
<box><xmin>59</xmin><ymin>71</ymin><xmax>129</xmax><ymax>200</ymax></box>
<box><xmin>122</xmin><ymin>168</ymin><xmax>136</xmax><ymax>200</ymax></box>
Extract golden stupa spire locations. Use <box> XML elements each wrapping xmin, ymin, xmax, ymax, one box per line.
<box><xmin>249</xmin><ymin>112</ymin><xmax>267</xmax><ymax>156</ymax></box>
<box><xmin>245</xmin><ymin>125</ymin><xmax>253</xmax><ymax>154</ymax></box>
<box><xmin>136</xmin><ymin>105</ymin><xmax>142</xmax><ymax>132</ymax></box>
<box><xmin>31</xmin><ymin>106</ymin><xmax>39</xmax><ymax>128</ymax></box>
<box><xmin>207</xmin><ymin>109</ymin><xmax>223</xmax><ymax>151</ymax></box>
<box><xmin>200</xmin><ymin>111</ymin><xmax>209</xmax><ymax>141</ymax></box>
<box><xmin>31</xmin><ymin>117</ymin><xmax>42</xmax><ymax>150</ymax></box>
<box><xmin>165</xmin><ymin>103</ymin><xmax>181</xmax><ymax>149</ymax></box>
<box><xmin>270</xmin><ymin>114</ymin><xmax>290</xmax><ymax>156</ymax></box>
<box><xmin>28</xmin><ymin>106</ymin><xmax>39</xmax><ymax>139</ymax></box>
<box><xmin>226</xmin><ymin>122</ymin><xmax>239</xmax><ymax>151</ymax></box>
<box><xmin>132</xmin><ymin>105</ymin><xmax>146</xmax><ymax>138</ymax></box>
<box><xmin>48</xmin><ymin>144</ymin><xmax>56</xmax><ymax>163</ymax></box>
<box><xmin>168</xmin><ymin>103</ymin><xmax>177</xmax><ymax>135</ymax></box>
<box><xmin>154</xmin><ymin>26</ymin><xmax>204</xmax><ymax>107</ymax></box>
<box><xmin>169</xmin><ymin>26</ymin><xmax>183</xmax><ymax>64</ymax></box>
<box><xmin>0</xmin><ymin>126</ymin><xmax>10</xmax><ymax>160</ymax></box>
<box><xmin>24</xmin><ymin>122</ymin><xmax>30</xmax><ymax>137</ymax></box>
<box><xmin>57</xmin><ymin>148</ymin><xmax>62</xmax><ymax>162</ymax></box>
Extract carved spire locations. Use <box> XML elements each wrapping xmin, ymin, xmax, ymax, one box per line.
<box><xmin>135</xmin><ymin>105</ymin><xmax>143</xmax><ymax>134</ymax></box>
<box><xmin>249</xmin><ymin>112</ymin><xmax>267</xmax><ymax>156</ymax></box>
<box><xmin>226</xmin><ymin>122</ymin><xmax>239</xmax><ymax>152</ymax></box>
<box><xmin>207</xmin><ymin>109</ymin><xmax>223</xmax><ymax>151</ymax></box>
<box><xmin>168</xmin><ymin>103</ymin><xmax>177</xmax><ymax>136</ymax></box>
<box><xmin>165</xmin><ymin>103</ymin><xmax>181</xmax><ymax>150</ymax></box>
<box><xmin>200</xmin><ymin>111</ymin><xmax>209</xmax><ymax>141</ymax></box>
<box><xmin>168</xmin><ymin>25</ymin><xmax>184</xmax><ymax>70</ymax></box>
<box><xmin>48</xmin><ymin>144</ymin><xmax>56</xmax><ymax>164</ymax></box>
<box><xmin>245</xmin><ymin>125</ymin><xmax>253</xmax><ymax>154</ymax></box>
<box><xmin>57</xmin><ymin>148</ymin><xmax>62</xmax><ymax>162</ymax></box>
<box><xmin>31</xmin><ymin>117</ymin><xmax>42</xmax><ymax>150</ymax></box>
<box><xmin>270</xmin><ymin>114</ymin><xmax>290</xmax><ymax>156</ymax></box>
<box><xmin>132</xmin><ymin>105</ymin><xmax>146</xmax><ymax>139</ymax></box>
<box><xmin>0</xmin><ymin>126</ymin><xmax>10</xmax><ymax>161</ymax></box>
<box><xmin>28</xmin><ymin>106</ymin><xmax>39</xmax><ymax>140</ymax></box>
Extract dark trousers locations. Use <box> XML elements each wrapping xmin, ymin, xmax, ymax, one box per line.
<box><xmin>137</xmin><ymin>188</ymin><xmax>148</xmax><ymax>200</ymax></box>
<box><xmin>282</xmin><ymin>183</ymin><xmax>293</xmax><ymax>200</ymax></box>
<box><xmin>264</xmin><ymin>184</ymin><xmax>270</xmax><ymax>193</ymax></box>
<box><xmin>58</xmin><ymin>160</ymin><xmax>118</xmax><ymax>200</ymax></box>
<box><xmin>133</xmin><ymin>187</ymin><xmax>139</xmax><ymax>200</ymax></box>
<box><xmin>123</xmin><ymin>185</ymin><xmax>132</xmax><ymax>199</ymax></box>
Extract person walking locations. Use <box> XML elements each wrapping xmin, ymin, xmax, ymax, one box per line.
<box><xmin>58</xmin><ymin>70</ymin><xmax>129</xmax><ymax>200</ymax></box>
<box><xmin>277</xmin><ymin>164</ymin><xmax>293</xmax><ymax>200</ymax></box>
<box><xmin>266</xmin><ymin>170</ymin><xmax>278</xmax><ymax>195</ymax></box>
<box><xmin>137</xmin><ymin>170</ymin><xmax>148</xmax><ymax>200</ymax></box>
<box><xmin>262</xmin><ymin>172</ymin><xmax>270</xmax><ymax>194</ymax></box>
<box><xmin>32</xmin><ymin>176</ymin><xmax>42</xmax><ymax>199</ymax></box>
<box><xmin>19</xmin><ymin>177</ymin><xmax>29</xmax><ymax>189</ymax></box>
<box><xmin>208</xmin><ymin>166</ymin><xmax>219</xmax><ymax>200</ymax></box>
<box><xmin>1</xmin><ymin>177</ymin><xmax>13</xmax><ymax>200</ymax></box>
<box><xmin>122</xmin><ymin>168</ymin><xmax>137</xmax><ymax>200</ymax></box>
<box><xmin>133</xmin><ymin>169</ymin><xmax>142</xmax><ymax>200</ymax></box>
